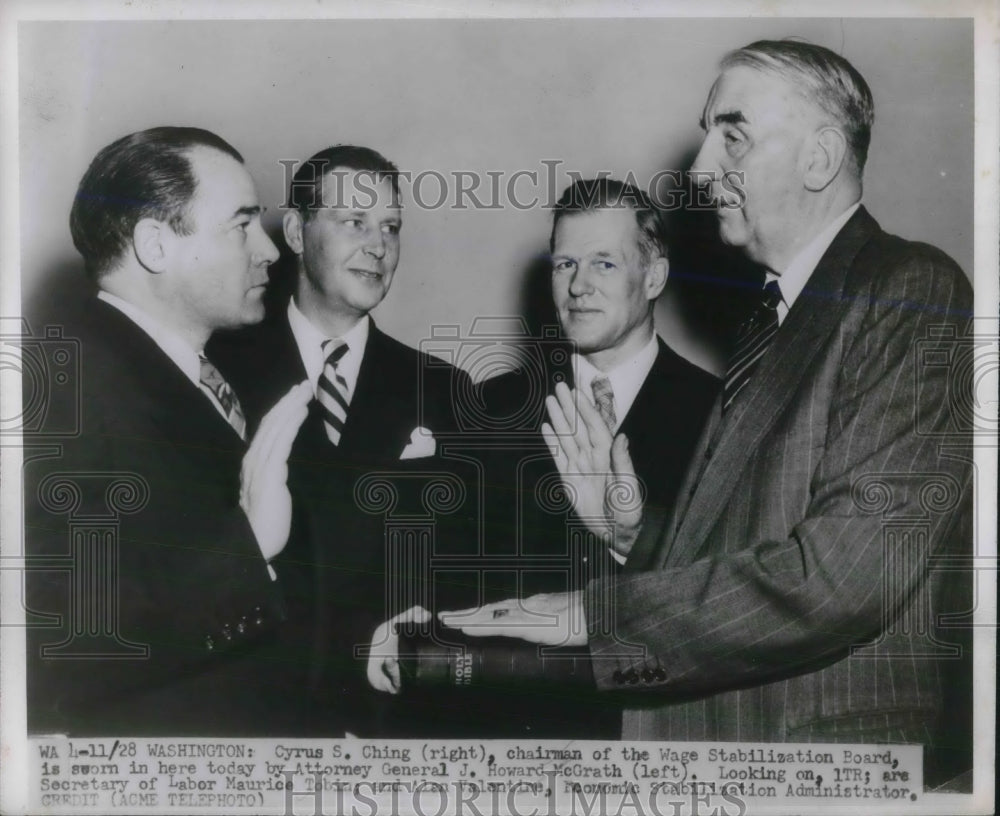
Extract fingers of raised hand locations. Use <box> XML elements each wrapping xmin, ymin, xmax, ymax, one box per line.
<box><xmin>545</xmin><ymin>392</ymin><xmax>580</xmax><ymax>464</ymax></box>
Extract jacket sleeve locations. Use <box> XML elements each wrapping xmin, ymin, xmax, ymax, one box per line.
<box><xmin>25</xmin><ymin>399</ymin><xmax>286</xmax><ymax>722</ymax></box>
<box><xmin>585</xmin><ymin>249</ymin><xmax>973</xmax><ymax>695</ymax></box>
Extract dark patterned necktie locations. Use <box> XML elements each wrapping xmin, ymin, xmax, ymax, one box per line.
<box><xmin>591</xmin><ymin>376</ymin><xmax>617</xmax><ymax>431</ymax></box>
<box><xmin>198</xmin><ymin>353</ymin><xmax>247</xmax><ymax>440</ymax></box>
<box><xmin>317</xmin><ymin>339</ymin><xmax>350</xmax><ymax>445</ymax></box>
<box><xmin>722</xmin><ymin>280</ymin><xmax>783</xmax><ymax>412</ymax></box>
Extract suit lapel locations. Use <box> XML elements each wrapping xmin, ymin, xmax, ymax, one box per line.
<box><xmin>88</xmin><ymin>299</ymin><xmax>247</xmax><ymax>454</ymax></box>
<box><xmin>337</xmin><ymin>324</ymin><xmax>409</xmax><ymax>461</ymax></box>
<box><xmin>617</xmin><ymin>337</ymin><xmax>668</xmax><ymax>439</ymax></box>
<box><xmin>337</xmin><ymin>326</ymin><xmax>378</xmax><ymax>456</ymax></box>
<box><xmin>662</xmin><ymin>208</ymin><xmax>880</xmax><ymax>564</ymax></box>
<box><xmin>276</xmin><ymin>310</ymin><xmax>310</xmax><ymax>386</ymax></box>
<box><xmin>262</xmin><ymin>314</ymin><xmax>310</xmax><ymax>443</ymax></box>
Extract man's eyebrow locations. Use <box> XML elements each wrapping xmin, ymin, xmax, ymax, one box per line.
<box><xmin>231</xmin><ymin>205</ymin><xmax>262</xmax><ymax>220</ymax></box>
<box><xmin>705</xmin><ymin>110</ymin><xmax>748</xmax><ymax>129</ymax></box>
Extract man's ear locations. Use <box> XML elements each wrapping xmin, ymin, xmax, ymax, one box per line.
<box><xmin>283</xmin><ymin>210</ymin><xmax>305</xmax><ymax>255</ymax></box>
<box><xmin>133</xmin><ymin>218</ymin><xmax>168</xmax><ymax>273</ymax></box>
<box><xmin>645</xmin><ymin>257</ymin><xmax>668</xmax><ymax>300</ymax></box>
<box><xmin>804</xmin><ymin>126</ymin><xmax>848</xmax><ymax>191</ymax></box>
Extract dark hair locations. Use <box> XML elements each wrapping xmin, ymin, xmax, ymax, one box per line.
<box><xmin>286</xmin><ymin>144</ymin><xmax>400</xmax><ymax>220</ymax></box>
<box><xmin>550</xmin><ymin>177</ymin><xmax>667</xmax><ymax>265</ymax></box>
<box><xmin>69</xmin><ymin>126</ymin><xmax>243</xmax><ymax>280</ymax></box>
<box><xmin>723</xmin><ymin>40</ymin><xmax>874</xmax><ymax>174</ymax></box>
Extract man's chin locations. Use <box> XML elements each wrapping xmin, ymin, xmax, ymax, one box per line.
<box><xmin>348</xmin><ymin>290</ymin><xmax>389</xmax><ymax>314</ymax></box>
<box><xmin>716</xmin><ymin>211</ymin><xmax>749</xmax><ymax>247</ymax></box>
<box><xmin>563</xmin><ymin>332</ymin><xmax>604</xmax><ymax>356</ymax></box>
<box><xmin>237</xmin><ymin>300</ymin><xmax>267</xmax><ymax>326</ymax></box>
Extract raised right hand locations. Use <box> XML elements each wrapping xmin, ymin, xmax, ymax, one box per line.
<box><xmin>541</xmin><ymin>381</ymin><xmax>644</xmax><ymax>557</ymax></box>
<box><xmin>240</xmin><ymin>381</ymin><xmax>312</xmax><ymax>561</ymax></box>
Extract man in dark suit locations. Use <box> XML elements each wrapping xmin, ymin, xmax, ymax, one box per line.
<box><xmin>25</xmin><ymin>127</ymin><xmax>312</xmax><ymax>735</ymax></box>
<box><xmin>457</xmin><ymin>178</ymin><xmax>718</xmax><ymax>737</ymax></box>
<box><xmin>211</xmin><ymin>145</ymin><xmax>474</xmax><ymax>735</ymax></box>
<box><xmin>443</xmin><ymin>41</ymin><xmax>973</xmax><ymax>786</ymax></box>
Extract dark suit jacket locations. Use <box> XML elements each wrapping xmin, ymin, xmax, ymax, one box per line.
<box><xmin>462</xmin><ymin>336</ymin><xmax>718</xmax><ymax>738</ymax></box>
<box><xmin>478</xmin><ymin>336</ymin><xmax>719</xmax><ymax>597</ymax></box>
<box><xmin>210</xmin><ymin>305</ymin><xmax>477</xmax><ymax>735</ymax></box>
<box><xmin>585</xmin><ymin>208</ymin><xmax>973</xmax><ymax>783</ymax></box>
<box><xmin>24</xmin><ymin>298</ymin><xmax>288</xmax><ymax>736</ymax></box>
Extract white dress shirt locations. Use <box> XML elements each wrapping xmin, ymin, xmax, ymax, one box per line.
<box><xmin>572</xmin><ymin>333</ymin><xmax>659</xmax><ymax>434</ymax></box>
<box><xmin>767</xmin><ymin>202</ymin><xmax>861</xmax><ymax>324</ymax></box>
<box><xmin>287</xmin><ymin>297</ymin><xmax>369</xmax><ymax>400</ymax></box>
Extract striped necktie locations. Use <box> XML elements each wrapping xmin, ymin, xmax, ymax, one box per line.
<box><xmin>591</xmin><ymin>376</ymin><xmax>617</xmax><ymax>431</ymax></box>
<box><xmin>198</xmin><ymin>353</ymin><xmax>247</xmax><ymax>440</ymax></box>
<box><xmin>723</xmin><ymin>280</ymin><xmax>783</xmax><ymax>412</ymax></box>
<box><xmin>317</xmin><ymin>339</ymin><xmax>350</xmax><ymax>445</ymax></box>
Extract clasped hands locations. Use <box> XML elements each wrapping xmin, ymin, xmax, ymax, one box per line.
<box><xmin>368</xmin><ymin>381</ymin><xmax>645</xmax><ymax>693</ymax></box>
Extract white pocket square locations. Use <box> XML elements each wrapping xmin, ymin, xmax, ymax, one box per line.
<box><xmin>400</xmin><ymin>427</ymin><xmax>436</xmax><ymax>459</ymax></box>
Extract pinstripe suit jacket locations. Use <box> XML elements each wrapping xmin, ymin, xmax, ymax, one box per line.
<box><xmin>585</xmin><ymin>208</ymin><xmax>973</xmax><ymax>759</ymax></box>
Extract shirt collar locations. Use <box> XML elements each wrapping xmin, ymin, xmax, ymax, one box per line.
<box><xmin>767</xmin><ymin>202</ymin><xmax>860</xmax><ymax>322</ymax></box>
<box><xmin>572</xmin><ymin>334</ymin><xmax>659</xmax><ymax>432</ymax></box>
<box><xmin>287</xmin><ymin>297</ymin><xmax>369</xmax><ymax>397</ymax></box>
<box><xmin>97</xmin><ymin>290</ymin><xmax>202</xmax><ymax>385</ymax></box>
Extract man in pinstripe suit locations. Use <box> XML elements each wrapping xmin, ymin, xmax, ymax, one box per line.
<box><xmin>443</xmin><ymin>40</ymin><xmax>973</xmax><ymax>785</ymax></box>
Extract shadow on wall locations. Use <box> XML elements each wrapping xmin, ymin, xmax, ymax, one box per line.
<box><xmin>656</xmin><ymin>146</ymin><xmax>766</xmax><ymax>375</ymax></box>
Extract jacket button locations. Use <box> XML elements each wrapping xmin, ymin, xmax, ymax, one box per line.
<box><xmin>253</xmin><ymin>606</ymin><xmax>264</xmax><ymax>625</ymax></box>
<box><xmin>654</xmin><ymin>668</ymin><xmax>667</xmax><ymax>682</ymax></box>
<box><xmin>205</xmin><ymin>635</ymin><xmax>215</xmax><ymax>651</ymax></box>
<box><xmin>222</xmin><ymin>624</ymin><xmax>233</xmax><ymax>641</ymax></box>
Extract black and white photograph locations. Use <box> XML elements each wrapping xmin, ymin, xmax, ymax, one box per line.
<box><xmin>0</xmin><ymin>2</ymin><xmax>995</xmax><ymax>814</ymax></box>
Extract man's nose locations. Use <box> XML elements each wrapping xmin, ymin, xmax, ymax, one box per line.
<box><xmin>567</xmin><ymin>266</ymin><xmax>593</xmax><ymax>297</ymax></box>
<box><xmin>689</xmin><ymin>132</ymin><xmax>723</xmax><ymax>204</ymax></box>
<box><xmin>252</xmin><ymin>226</ymin><xmax>280</xmax><ymax>266</ymax></box>
<box><xmin>689</xmin><ymin>130</ymin><xmax>721</xmax><ymax>178</ymax></box>
<box><xmin>363</xmin><ymin>230</ymin><xmax>386</xmax><ymax>259</ymax></box>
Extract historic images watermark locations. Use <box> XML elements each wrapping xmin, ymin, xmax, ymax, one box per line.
<box><xmin>278</xmin><ymin>161</ymin><xmax>745</xmax><ymax>213</ymax></box>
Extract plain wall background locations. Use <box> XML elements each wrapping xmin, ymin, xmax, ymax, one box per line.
<box><xmin>19</xmin><ymin>17</ymin><xmax>973</xmax><ymax>376</ymax></box>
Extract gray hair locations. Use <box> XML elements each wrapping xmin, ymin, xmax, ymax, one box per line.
<box><xmin>722</xmin><ymin>40</ymin><xmax>874</xmax><ymax>175</ymax></box>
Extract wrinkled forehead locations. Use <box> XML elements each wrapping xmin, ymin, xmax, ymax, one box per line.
<box><xmin>553</xmin><ymin>207</ymin><xmax>642</xmax><ymax>256</ymax></box>
<box><xmin>702</xmin><ymin>65</ymin><xmax>817</xmax><ymax>129</ymax></box>
<box><xmin>318</xmin><ymin>165</ymin><xmax>401</xmax><ymax>212</ymax></box>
